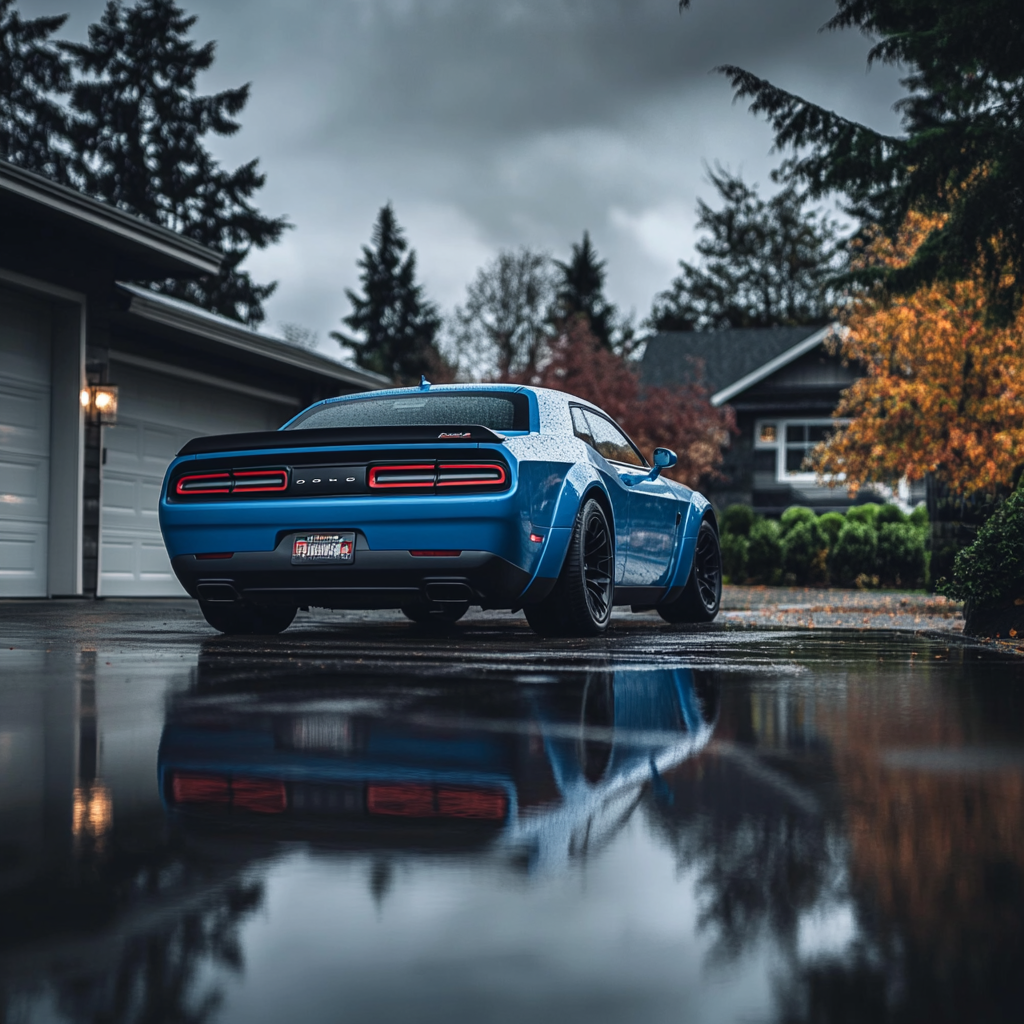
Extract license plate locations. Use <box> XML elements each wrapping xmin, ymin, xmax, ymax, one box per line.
<box><xmin>291</xmin><ymin>532</ymin><xmax>355</xmax><ymax>564</ymax></box>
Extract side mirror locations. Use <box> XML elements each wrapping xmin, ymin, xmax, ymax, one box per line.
<box><xmin>653</xmin><ymin>448</ymin><xmax>678</xmax><ymax>470</ymax></box>
<box><xmin>625</xmin><ymin>448</ymin><xmax>678</xmax><ymax>487</ymax></box>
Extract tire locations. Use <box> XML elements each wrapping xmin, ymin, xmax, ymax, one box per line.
<box><xmin>524</xmin><ymin>497</ymin><xmax>614</xmax><ymax>637</ymax></box>
<box><xmin>657</xmin><ymin>519</ymin><xmax>722</xmax><ymax>624</ymax></box>
<box><xmin>199</xmin><ymin>601</ymin><xmax>297</xmax><ymax>635</ymax></box>
<box><xmin>401</xmin><ymin>602</ymin><xmax>469</xmax><ymax>625</ymax></box>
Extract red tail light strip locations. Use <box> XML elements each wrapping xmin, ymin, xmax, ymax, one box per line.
<box><xmin>366</xmin><ymin>782</ymin><xmax>507</xmax><ymax>820</ymax></box>
<box><xmin>175</xmin><ymin>469</ymin><xmax>288</xmax><ymax>496</ymax></box>
<box><xmin>170</xmin><ymin>771</ymin><xmax>287</xmax><ymax>814</ymax></box>
<box><xmin>437</xmin><ymin>463</ymin><xmax>507</xmax><ymax>487</ymax></box>
<box><xmin>367</xmin><ymin>464</ymin><xmax>436</xmax><ymax>489</ymax></box>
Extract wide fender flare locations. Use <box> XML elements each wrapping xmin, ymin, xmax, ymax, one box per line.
<box><xmin>666</xmin><ymin>492</ymin><xmax>713</xmax><ymax>590</ymax></box>
<box><xmin>522</xmin><ymin>463</ymin><xmax>610</xmax><ymax>592</ymax></box>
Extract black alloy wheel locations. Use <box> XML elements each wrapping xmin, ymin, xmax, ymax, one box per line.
<box><xmin>657</xmin><ymin>519</ymin><xmax>722</xmax><ymax>624</ymax></box>
<box><xmin>525</xmin><ymin>498</ymin><xmax>614</xmax><ymax>637</ymax></box>
<box><xmin>402</xmin><ymin>601</ymin><xmax>469</xmax><ymax>625</ymax></box>
<box><xmin>199</xmin><ymin>600</ymin><xmax>297</xmax><ymax>635</ymax></box>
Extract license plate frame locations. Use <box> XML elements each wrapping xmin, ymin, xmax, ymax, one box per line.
<box><xmin>291</xmin><ymin>532</ymin><xmax>355</xmax><ymax>565</ymax></box>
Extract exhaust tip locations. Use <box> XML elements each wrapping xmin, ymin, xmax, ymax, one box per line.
<box><xmin>196</xmin><ymin>581</ymin><xmax>240</xmax><ymax>603</ymax></box>
<box><xmin>423</xmin><ymin>580</ymin><xmax>474</xmax><ymax>604</ymax></box>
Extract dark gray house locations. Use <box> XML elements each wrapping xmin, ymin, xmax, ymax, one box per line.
<box><xmin>640</xmin><ymin>325</ymin><xmax>920</xmax><ymax>515</ymax></box>
<box><xmin>0</xmin><ymin>160</ymin><xmax>386</xmax><ymax>599</ymax></box>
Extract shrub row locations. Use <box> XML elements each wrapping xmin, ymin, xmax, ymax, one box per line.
<box><xmin>719</xmin><ymin>502</ymin><xmax>930</xmax><ymax>588</ymax></box>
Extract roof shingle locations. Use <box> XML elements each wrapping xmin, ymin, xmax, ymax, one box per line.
<box><xmin>639</xmin><ymin>326</ymin><xmax>823</xmax><ymax>396</ymax></box>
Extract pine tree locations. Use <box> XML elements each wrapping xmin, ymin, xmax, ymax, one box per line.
<box><xmin>333</xmin><ymin>203</ymin><xmax>443</xmax><ymax>383</ymax></box>
<box><xmin>648</xmin><ymin>166</ymin><xmax>843</xmax><ymax>332</ymax></box>
<box><xmin>553</xmin><ymin>232</ymin><xmax>618</xmax><ymax>349</ymax></box>
<box><xmin>692</xmin><ymin>0</ymin><xmax>1024</xmax><ymax>320</ymax></box>
<box><xmin>0</xmin><ymin>0</ymin><xmax>72</xmax><ymax>179</ymax></box>
<box><xmin>64</xmin><ymin>0</ymin><xmax>288</xmax><ymax>326</ymax></box>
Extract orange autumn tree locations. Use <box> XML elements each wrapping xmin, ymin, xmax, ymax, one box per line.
<box><xmin>812</xmin><ymin>212</ymin><xmax>1024</xmax><ymax>494</ymax></box>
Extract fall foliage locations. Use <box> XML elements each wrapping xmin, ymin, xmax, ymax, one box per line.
<box><xmin>812</xmin><ymin>211</ymin><xmax>1024</xmax><ymax>495</ymax></box>
<box><xmin>510</xmin><ymin>317</ymin><xmax>734</xmax><ymax>486</ymax></box>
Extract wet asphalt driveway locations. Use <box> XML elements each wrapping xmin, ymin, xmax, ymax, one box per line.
<box><xmin>2</xmin><ymin>600</ymin><xmax>1023</xmax><ymax>1024</ymax></box>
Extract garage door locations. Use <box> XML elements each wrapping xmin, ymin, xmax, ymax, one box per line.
<box><xmin>99</xmin><ymin>363</ymin><xmax>294</xmax><ymax>596</ymax></box>
<box><xmin>0</xmin><ymin>287</ymin><xmax>51</xmax><ymax>598</ymax></box>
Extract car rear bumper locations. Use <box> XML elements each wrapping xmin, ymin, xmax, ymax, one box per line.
<box><xmin>170</xmin><ymin>540</ymin><xmax>535</xmax><ymax>609</ymax></box>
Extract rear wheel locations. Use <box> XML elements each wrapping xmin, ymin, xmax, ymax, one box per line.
<box><xmin>525</xmin><ymin>497</ymin><xmax>614</xmax><ymax>637</ymax></box>
<box><xmin>657</xmin><ymin>519</ymin><xmax>721</xmax><ymax>624</ymax></box>
<box><xmin>401</xmin><ymin>602</ymin><xmax>469</xmax><ymax>625</ymax></box>
<box><xmin>198</xmin><ymin>601</ymin><xmax>296</xmax><ymax>635</ymax></box>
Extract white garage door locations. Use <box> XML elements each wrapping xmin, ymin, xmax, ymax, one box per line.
<box><xmin>99</xmin><ymin>363</ymin><xmax>293</xmax><ymax>597</ymax></box>
<box><xmin>0</xmin><ymin>287</ymin><xmax>51</xmax><ymax>598</ymax></box>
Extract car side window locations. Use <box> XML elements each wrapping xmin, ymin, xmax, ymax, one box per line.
<box><xmin>570</xmin><ymin>405</ymin><xmax>595</xmax><ymax>447</ymax></box>
<box><xmin>581</xmin><ymin>410</ymin><xmax>646</xmax><ymax>467</ymax></box>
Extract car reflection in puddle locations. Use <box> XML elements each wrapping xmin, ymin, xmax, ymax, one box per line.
<box><xmin>158</xmin><ymin>662</ymin><xmax>719</xmax><ymax>871</ymax></box>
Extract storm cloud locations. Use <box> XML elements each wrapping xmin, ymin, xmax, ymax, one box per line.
<box><xmin>28</xmin><ymin>0</ymin><xmax>904</xmax><ymax>351</ymax></box>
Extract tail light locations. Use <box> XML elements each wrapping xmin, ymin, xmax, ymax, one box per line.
<box><xmin>232</xmin><ymin>778</ymin><xmax>287</xmax><ymax>814</ymax></box>
<box><xmin>232</xmin><ymin>470</ymin><xmax>288</xmax><ymax>493</ymax></box>
<box><xmin>437</xmin><ymin>463</ymin><xmax>507</xmax><ymax>487</ymax></box>
<box><xmin>368</xmin><ymin>464</ymin><xmax>435</xmax><ymax>489</ymax></box>
<box><xmin>367</xmin><ymin>783</ymin><xmax>507</xmax><ymax>821</ymax></box>
<box><xmin>367</xmin><ymin>462</ymin><xmax>508</xmax><ymax>491</ymax></box>
<box><xmin>172</xmin><ymin>772</ymin><xmax>230</xmax><ymax>804</ymax></box>
<box><xmin>169</xmin><ymin>771</ymin><xmax>287</xmax><ymax>814</ymax></box>
<box><xmin>176</xmin><ymin>473</ymin><xmax>232</xmax><ymax>495</ymax></box>
<box><xmin>367</xmin><ymin>783</ymin><xmax>435</xmax><ymax>816</ymax></box>
<box><xmin>175</xmin><ymin>469</ymin><xmax>287</xmax><ymax>496</ymax></box>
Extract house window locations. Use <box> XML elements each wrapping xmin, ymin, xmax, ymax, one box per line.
<box><xmin>755</xmin><ymin>419</ymin><xmax>839</xmax><ymax>481</ymax></box>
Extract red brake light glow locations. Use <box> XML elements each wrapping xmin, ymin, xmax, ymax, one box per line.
<box><xmin>172</xmin><ymin>772</ymin><xmax>230</xmax><ymax>804</ymax></box>
<box><xmin>195</xmin><ymin>552</ymin><xmax>234</xmax><ymax>560</ymax></box>
<box><xmin>410</xmin><ymin>550</ymin><xmax>462</xmax><ymax>557</ymax></box>
<box><xmin>367</xmin><ymin>783</ymin><xmax>507</xmax><ymax>820</ymax></box>
<box><xmin>170</xmin><ymin>772</ymin><xmax>287</xmax><ymax>814</ymax></box>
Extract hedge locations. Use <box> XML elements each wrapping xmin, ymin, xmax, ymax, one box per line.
<box><xmin>719</xmin><ymin>502</ymin><xmax>929</xmax><ymax>588</ymax></box>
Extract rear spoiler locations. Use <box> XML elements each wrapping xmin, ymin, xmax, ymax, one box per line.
<box><xmin>176</xmin><ymin>424</ymin><xmax>507</xmax><ymax>457</ymax></box>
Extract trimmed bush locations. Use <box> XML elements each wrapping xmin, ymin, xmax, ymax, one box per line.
<box><xmin>940</xmin><ymin>485</ymin><xmax>1024</xmax><ymax>609</ymax></box>
<box><xmin>829</xmin><ymin>521</ymin><xmax>878</xmax><ymax>586</ymax></box>
<box><xmin>846</xmin><ymin>503</ymin><xmax>881</xmax><ymax>528</ymax></box>
<box><xmin>720</xmin><ymin>532</ymin><xmax>749</xmax><ymax>583</ymax></box>
<box><xmin>909</xmin><ymin>504</ymin><xmax>929</xmax><ymax>530</ymax></box>
<box><xmin>747</xmin><ymin>518</ymin><xmax>783</xmax><ymax>584</ymax></box>
<box><xmin>721</xmin><ymin>504</ymin><xmax>756</xmax><ymax>537</ymax></box>
<box><xmin>780</xmin><ymin>505</ymin><xmax>818</xmax><ymax>536</ymax></box>
<box><xmin>875</xmin><ymin>503</ymin><xmax>908</xmax><ymax>526</ymax></box>
<box><xmin>782</xmin><ymin>519</ymin><xmax>828</xmax><ymax>584</ymax></box>
<box><xmin>817</xmin><ymin>511</ymin><xmax>845</xmax><ymax>548</ymax></box>
<box><xmin>877</xmin><ymin>522</ymin><xmax>927</xmax><ymax>587</ymax></box>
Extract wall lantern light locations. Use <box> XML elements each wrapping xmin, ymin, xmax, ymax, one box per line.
<box><xmin>80</xmin><ymin>384</ymin><xmax>119</xmax><ymax>424</ymax></box>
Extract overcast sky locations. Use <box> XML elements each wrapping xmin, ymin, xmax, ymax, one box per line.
<box><xmin>29</xmin><ymin>0</ymin><xmax>904</xmax><ymax>355</ymax></box>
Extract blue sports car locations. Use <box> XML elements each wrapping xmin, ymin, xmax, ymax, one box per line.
<box><xmin>158</xmin><ymin>382</ymin><xmax>722</xmax><ymax>636</ymax></box>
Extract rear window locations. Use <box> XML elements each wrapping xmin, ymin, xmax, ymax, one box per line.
<box><xmin>286</xmin><ymin>392</ymin><xmax>529</xmax><ymax>431</ymax></box>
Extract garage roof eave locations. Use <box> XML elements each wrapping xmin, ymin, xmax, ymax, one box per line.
<box><xmin>0</xmin><ymin>160</ymin><xmax>222</xmax><ymax>277</ymax></box>
<box><xmin>117</xmin><ymin>283</ymin><xmax>391</xmax><ymax>392</ymax></box>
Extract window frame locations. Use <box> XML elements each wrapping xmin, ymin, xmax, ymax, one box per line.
<box><xmin>570</xmin><ymin>404</ymin><xmax>649</xmax><ymax>469</ymax></box>
<box><xmin>754</xmin><ymin>418</ymin><xmax>846</xmax><ymax>483</ymax></box>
